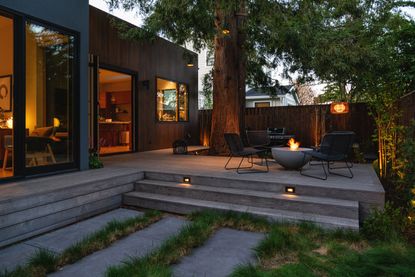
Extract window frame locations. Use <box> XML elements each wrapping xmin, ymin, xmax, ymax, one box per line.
<box><xmin>254</xmin><ymin>101</ymin><xmax>271</xmax><ymax>108</ymax></box>
<box><xmin>0</xmin><ymin>4</ymin><xmax>81</xmax><ymax>181</ymax></box>
<box><xmin>22</xmin><ymin>18</ymin><xmax>80</xmax><ymax>176</ymax></box>
<box><xmin>155</xmin><ymin>76</ymin><xmax>189</xmax><ymax>123</ymax></box>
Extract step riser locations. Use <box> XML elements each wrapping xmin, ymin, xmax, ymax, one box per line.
<box><xmin>143</xmin><ymin>172</ymin><xmax>383</xmax><ymax>207</ymax></box>
<box><xmin>134</xmin><ymin>183</ymin><xmax>358</xmax><ymax>219</ymax></box>
<box><xmin>123</xmin><ymin>195</ymin><xmax>358</xmax><ymax>230</ymax></box>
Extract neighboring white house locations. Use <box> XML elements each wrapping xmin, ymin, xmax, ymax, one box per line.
<box><xmin>195</xmin><ymin>47</ymin><xmax>300</xmax><ymax>108</ymax></box>
<box><xmin>246</xmin><ymin>86</ymin><xmax>299</xmax><ymax>107</ymax></box>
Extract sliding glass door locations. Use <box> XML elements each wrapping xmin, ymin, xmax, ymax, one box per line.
<box><xmin>0</xmin><ymin>7</ymin><xmax>79</xmax><ymax>182</ymax></box>
<box><xmin>0</xmin><ymin>12</ymin><xmax>14</xmax><ymax>180</ymax></box>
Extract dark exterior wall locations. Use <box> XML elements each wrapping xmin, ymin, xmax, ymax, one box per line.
<box><xmin>90</xmin><ymin>7</ymin><xmax>199</xmax><ymax>151</ymax></box>
<box><xmin>0</xmin><ymin>0</ymin><xmax>90</xmax><ymax>170</ymax></box>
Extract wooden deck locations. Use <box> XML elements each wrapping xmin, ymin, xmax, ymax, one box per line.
<box><xmin>0</xmin><ymin>148</ymin><xmax>384</xmax><ymax>247</ymax></box>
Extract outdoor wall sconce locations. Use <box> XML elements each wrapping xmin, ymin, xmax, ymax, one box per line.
<box><xmin>222</xmin><ymin>28</ymin><xmax>230</xmax><ymax>35</ymax></box>
<box><xmin>183</xmin><ymin>52</ymin><xmax>195</xmax><ymax>67</ymax></box>
<box><xmin>285</xmin><ymin>186</ymin><xmax>295</xmax><ymax>194</ymax></box>
<box><xmin>330</xmin><ymin>102</ymin><xmax>349</xmax><ymax>114</ymax></box>
<box><xmin>183</xmin><ymin>177</ymin><xmax>191</xmax><ymax>183</ymax></box>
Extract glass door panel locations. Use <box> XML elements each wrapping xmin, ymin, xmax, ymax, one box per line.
<box><xmin>0</xmin><ymin>13</ymin><xmax>14</xmax><ymax>179</ymax></box>
<box><xmin>25</xmin><ymin>21</ymin><xmax>75</xmax><ymax>167</ymax></box>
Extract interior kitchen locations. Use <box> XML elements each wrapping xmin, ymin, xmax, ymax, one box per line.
<box><xmin>98</xmin><ymin>69</ymin><xmax>133</xmax><ymax>155</ymax></box>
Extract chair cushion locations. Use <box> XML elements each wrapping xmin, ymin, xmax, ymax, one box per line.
<box><xmin>31</xmin><ymin>126</ymin><xmax>54</xmax><ymax>137</ymax></box>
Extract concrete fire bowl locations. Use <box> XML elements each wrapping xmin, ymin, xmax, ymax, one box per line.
<box><xmin>271</xmin><ymin>147</ymin><xmax>313</xmax><ymax>170</ymax></box>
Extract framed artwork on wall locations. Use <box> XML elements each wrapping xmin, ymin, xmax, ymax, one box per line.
<box><xmin>0</xmin><ymin>75</ymin><xmax>12</xmax><ymax>111</ymax></box>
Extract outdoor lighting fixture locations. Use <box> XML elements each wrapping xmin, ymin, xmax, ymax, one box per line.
<box><xmin>285</xmin><ymin>186</ymin><xmax>296</xmax><ymax>194</ymax></box>
<box><xmin>183</xmin><ymin>177</ymin><xmax>191</xmax><ymax>183</ymax></box>
<box><xmin>222</xmin><ymin>28</ymin><xmax>230</xmax><ymax>35</ymax></box>
<box><xmin>183</xmin><ymin>52</ymin><xmax>195</xmax><ymax>68</ymax></box>
<box><xmin>330</xmin><ymin>102</ymin><xmax>349</xmax><ymax>114</ymax></box>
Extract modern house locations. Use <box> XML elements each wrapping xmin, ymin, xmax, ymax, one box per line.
<box><xmin>245</xmin><ymin>86</ymin><xmax>299</xmax><ymax>107</ymax></box>
<box><xmin>0</xmin><ymin>1</ymin><xmax>198</xmax><ymax>183</ymax></box>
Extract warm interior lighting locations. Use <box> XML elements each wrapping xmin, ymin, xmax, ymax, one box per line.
<box><xmin>330</xmin><ymin>102</ymin><xmax>349</xmax><ymax>114</ymax></box>
<box><xmin>183</xmin><ymin>177</ymin><xmax>191</xmax><ymax>183</ymax></box>
<box><xmin>288</xmin><ymin>138</ymin><xmax>300</xmax><ymax>151</ymax></box>
<box><xmin>6</xmin><ymin>117</ymin><xmax>13</xmax><ymax>129</ymax></box>
<box><xmin>285</xmin><ymin>186</ymin><xmax>296</xmax><ymax>194</ymax></box>
<box><xmin>53</xmin><ymin>117</ymin><xmax>60</xmax><ymax>128</ymax></box>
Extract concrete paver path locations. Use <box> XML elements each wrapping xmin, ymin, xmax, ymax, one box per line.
<box><xmin>0</xmin><ymin>208</ymin><xmax>142</xmax><ymax>272</ymax></box>
<box><xmin>50</xmin><ymin>217</ymin><xmax>186</xmax><ymax>277</ymax></box>
<box><xmin>173</xmin><ymin>228</ymin><xmax>264</xmax><ymax>277</ymax></box>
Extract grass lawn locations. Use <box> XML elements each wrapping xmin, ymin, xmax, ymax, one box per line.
<box><xmin>107</xmin><ymin>210</ymin><xmax>415</xmax><ymax>277</ymax></box>
<box><xmin>2</xmin><ymin>209</ymin><xmax>414</xmax><ymax>277</ymax></box>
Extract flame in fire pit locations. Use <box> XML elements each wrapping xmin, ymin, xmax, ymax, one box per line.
<box><xmin>288</xmin><ymin>138</ymin><xmax>300</xmax><ymax>151</ymax></box>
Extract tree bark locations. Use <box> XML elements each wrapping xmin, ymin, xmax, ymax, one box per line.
<box><xmin>210</xmin><ymin>1</ymin><xmax>246</xmax><ymax>154</ymax></box>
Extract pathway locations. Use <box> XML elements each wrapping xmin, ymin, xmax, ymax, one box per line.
<box><xmin>0</xmin><ymin>208</ymin><xmax>141</xmax><ymax>272</ymax></box>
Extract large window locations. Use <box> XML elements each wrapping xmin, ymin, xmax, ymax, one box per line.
<box><xmin>25</xmin><ymin>21</ymin><xmax>75</xmax><ymax>167</ymax></box>
<box><xmin>156</xmin><ymin>78</ymin><xmax>188</xmax><ymax>122</ymax></box>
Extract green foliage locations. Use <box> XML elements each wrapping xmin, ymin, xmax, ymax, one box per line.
<box><xmin>362</xmin><ymin>203</ymin><xmax>408</xmax><ymax>242</ymax></box>
<box><xmin>394</xmin><ymin>121</ymin><xmax>415</xmax><ymax>215</ymax></box>
<box><xmin>89</xmin><ymin>149</ymin><xmax>103</xmax><ymax>169</ymax></box>
<box><xmin>201</xmin><ymin>70</ymin><xmax>213</xmax><ymax>109</ymax></box>
<box><xmin>28</xmin><ymin>250</ymin><xmax>58</xmax><ymax>274</ymax></box>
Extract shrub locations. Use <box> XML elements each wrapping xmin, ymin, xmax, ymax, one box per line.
<box><xmin>89</xmin><ymin>149</ymin><xmax>103</xmax><ymax>169</ymax></box>
<box><xmin>362</xmin><ymin>203</ymin><xmax>408</xmax><ymax>242</ymax></box>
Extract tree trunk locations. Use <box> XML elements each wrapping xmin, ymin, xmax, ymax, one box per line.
<box><xmin>210</xmin><ymin>1</ymin><xmax>246</xmax><ymax>154</ymax></box>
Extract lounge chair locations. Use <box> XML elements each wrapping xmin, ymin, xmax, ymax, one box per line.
<box><xmin>300</xmin><ymin>131</ymin><xmax>355</xmax><ymax>180</ymax></box>
<box><xmin>246</xmin><ymin>130</ymin><xmax>271</xmax><ymax>151</ymax></box>
<box><xmin>224</xmin><ymin>133</ymin><xmax>269</xmax><ymax>174</ymax></box>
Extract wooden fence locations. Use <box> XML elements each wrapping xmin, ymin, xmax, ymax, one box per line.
<box><xmin>199</xmin><ymin>103</ymin><xmax>376</xmax><ymax>149</ymax></box>
<box><xmin>399</xmin><ymin>91</ymin><xmax>415</xmax><ymax>127</ymax></box>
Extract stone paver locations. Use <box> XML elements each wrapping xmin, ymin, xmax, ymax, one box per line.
<box><xmin>25</xmin><ymin>208</ymin><xmax>142</xmax><ymax>253</ymax></box>
<box><xmin>173</xmin><ymin>228</ymin><xmax>264</xmax><ymax>277</ymax></box>
<box><xmin>0</xmin><ymin>243</ymin><xmax>38</xmax><ymax>273</ymax></box>
<box><xmin>50</xmin><ymin>217</ymin><xmax>187</xmax><ymax>277</ymax></box>
<box><xmin>0</xmin><ymin>208</ymin><xmax>142</xmax><ymax>272</ymax></box>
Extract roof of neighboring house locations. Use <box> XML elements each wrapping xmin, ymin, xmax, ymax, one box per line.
<box><xmin>246</xmin><ymin>85</ymin><xmax>294</xmax><ymax>97</ymax></box>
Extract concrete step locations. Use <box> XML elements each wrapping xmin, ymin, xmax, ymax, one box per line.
<box><xmin>135</xmin><ymin>179</ymin><xmax>359</xmax><ymax>219</ymax></box>
<box><xmin>143</xmin><ymin>171</ymin><xmax>383</xmax><ymax>207</ymax></box>
<box><xmin>123</xmin><ymin>191</ymin><xmax>360</xmax><ymax>230</ymax></box>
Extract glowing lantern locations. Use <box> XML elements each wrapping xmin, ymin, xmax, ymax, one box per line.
<box><xmin>330</xmin><ymin>102</ymin><xmax>349</xmax><ymax>114</ymax></box>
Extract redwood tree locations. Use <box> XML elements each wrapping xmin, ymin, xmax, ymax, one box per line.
<box><xmin>106</xmin><ymin>0</ymin><xmax>288</xmax><ymax>153</ymax></box>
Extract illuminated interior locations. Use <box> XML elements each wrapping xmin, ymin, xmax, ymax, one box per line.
<box><xmin>25</xmin><ymin>21</ymin><xmax>75</xmax><ymax>167</ymax></box>
<box><xmin>0</xmin><ymin>14</ymin><xmax>14</xmax><ymax>178</ymax></box>
<box><xmin>157</xmin><ymin>78</ymin><xmax>188</xmax><ymax>122</ymax></box>
<box><xmin>98</xmin><ymin>69</ymin><xmax>132</xmax><ymax>155</ymax></box>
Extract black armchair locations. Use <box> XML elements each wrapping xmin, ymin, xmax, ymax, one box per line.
<box><xmin>224</xmin><ymin>133</ymin><xmax>269</xmax><ymax>174</ymax></box>
<box><xmin>300</xmin><ymin>132</ymin><xmax>355</xmax><ymax>180</ymax></box>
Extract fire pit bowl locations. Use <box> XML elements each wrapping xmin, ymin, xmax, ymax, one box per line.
<box><xmin>271</xmin><ymin>147</ymin><xmax>313</xmax><ymax>170</ymax></box>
